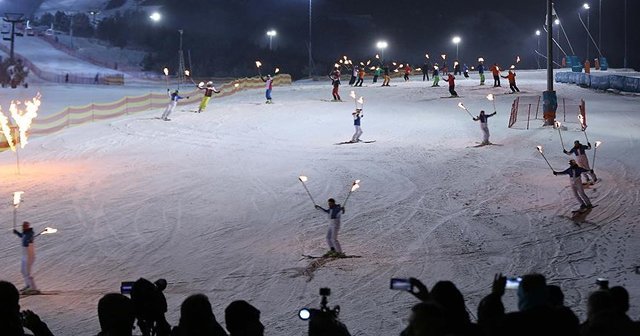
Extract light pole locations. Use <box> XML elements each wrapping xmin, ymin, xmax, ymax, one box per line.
<box><xmin>598</xmin><ymin>0</ymin><xmax>602</xmax><ymax>54</ymax></box>
<box><xmin>535</xmin><ymin>30</ymin><xmax>541</xmax><ymax>69</ymax></box>
<box><xmin>266</xmin><ymin>29</ymin><xmax>277</xmax><ymax>51</ymax></box>
<box><xmin>3</xmin><ymin>13</ymin><xmax>25</xmax><ymax>61</ymax></box>
<box><xmin>308</xmin><ymin>0</ymin><xmax>313</xmax><ymax>77</ymax></box>
<box><xmin>376</xmin><ymin>41</ymin><xmax>388</xmax><ymax>63</ymax></box>
<box><xmin>452</xmin><ymin>36</ymin><xmax>461</xmax><ymax>60</ymax></box>
<box><xmin>583</xmin><ymin>3</ymin><xmax>590</xmax><ymax>61</ymax></box>
<box><xmin>624</xmin><ymin>0</ymin><xmax>628</xmax><ymax>68</ymax></box>
<box><xmin>543</xmin><ymin>0</ymin><xmax>558</xmax><ymax>126</ymax></box>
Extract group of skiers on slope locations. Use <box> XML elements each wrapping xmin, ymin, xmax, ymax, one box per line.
<box><xmin>160</xmin><ymin>74</ymin><xmax>275</xmax><ymax>120</ymax></box>
<box><xmin>554</xmin><ymin>141</ymin><xmax>599</xmax><ymax>210</ymax></box>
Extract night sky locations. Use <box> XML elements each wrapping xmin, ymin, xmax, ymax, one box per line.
<box><xmin>1</xmin><ymin>0</ymin><xmax>638</xmax><ymax>71</ymax></box>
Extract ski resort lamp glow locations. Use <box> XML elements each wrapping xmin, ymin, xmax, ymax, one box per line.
<box><xmin>149</xmin><ymin>12</ymin><xmax>161</xmax><ymax>22</ymax></box>
<box><xmin>536</xmin><ymin>30</ymin><xmax>541</xmax><ymax>36</ymax></box>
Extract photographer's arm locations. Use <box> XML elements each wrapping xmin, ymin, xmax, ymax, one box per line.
<box><xmin>22</xmin><ymin>310</ymin><xmax>54</xmax><ymax>336</ymax></box>
<box><xmin>409</xmin><ymin>277</ymin><xmax>430</xmax><ymax>302</ymax></box>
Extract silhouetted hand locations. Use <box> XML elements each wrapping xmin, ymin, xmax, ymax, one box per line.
<box><xmin>553</xmin><ymin>171</ymin><xmax>558</xmax><ymax>175</ymax></box>
<box><xmin>588</xmin><ymin>142</ymin><xmax>591</xmax><ymax>147</ymax></box>
<box><xmin>409</xmin><ymin>277</ymin><xmax>429</xmax><ymax>302</ymax></box>
<box><xmin>341</xmin><ymin>207</ymin><xmax>346</xmax><ymax>214</ymax></box>
<box><xmin>314</xmin><ymin>205</ymin><xmax>320</xmax><ymax>209</ymax></box>
<box><xmin>492</xmin><ymin>273</ymin><xmax>507</xmax><ymax>297</ymax></box>
<box><xmin>563</xmin><ymin>150</ymin><xmax>569</xmax><ymax>154</ymax></box>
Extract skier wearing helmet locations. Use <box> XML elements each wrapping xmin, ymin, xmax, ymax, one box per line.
<box><xmin>197</xmin><ymin>81</ymin><xmax>220</xmax><ymax>113</ymax></box>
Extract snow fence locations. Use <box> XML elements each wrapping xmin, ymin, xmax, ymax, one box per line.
<box><xmin>555</xmin><ymin>72</ymin><xmax>640</xmax><ymax>93</ymax></box>
<box><xmin>0</xmin><ymin>74</ymin><xmax>292</xmax><ymax>150</ymax></box>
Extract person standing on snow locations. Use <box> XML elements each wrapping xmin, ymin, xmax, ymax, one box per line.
<box><xmin>260</xmin><ymin>74</ymin><xmax>274</xmax><ymax>104</ymax></box>
<box><xmin>351</xmin><ymin>108</ymin><xmax>363</xmax><ymax>143</ymax></box>
<box><xmin>197</xmin><ymin>81</ymin><xmax>220</xmax><ymax>113</ymax></box>
<box><xmin>422</xmin><ymin>61</ymin><xmax>430</xmax><ymax>81</ymax></box>
<box><xmin>382</xmin><ymin>66</ymin><xmax>391</xmax><ymax>87</ymax></box>
<box><xmin>355</xmin><ymin>67</ymin><xmax>365</xmax><ymax>87</ymax></box>
<box><xmin>473</xmin><ymin>110</ymin><xmax>496</xmax><ymax>145</ymax></box>
<box><xmin>453</xmin><ymin>61</ymin><xmax>461</xmax><ymax>75</ymax></box>
<box><xmin>553</xmin><ymin>160</ymin><xmax>594</xmax><ymax>210</ymax></box>
<box><xmin>329</xmin><ymin>69</ymin><xmax>342</xmax><ymax>101</ymax></box>
<box><xmin>373</xmin><ymin>67</ymin><xmax>382</xmax><ymax>83</ymax></box>
<box><xmin>502</xmin><ymin>70</ymin><xmax>520</xmax><ymax>93</ymax></box>
<box><xmin>432</xmin><ymin>64</ymin><xmax>440</xmax><ymax>87</ymax></box>
<box><xmin>315</xmin><ymin>198</ymin><xmax>346</xmax><ymax>257</ymax></box>
<box><xmin>490</xmin><ymin>63</ymin><xmax>501</xmax><ymax>87</ymax></box>
<box><xmin>404</xmin><ymin>64</ymin><xmax>412</xmax><ymax>81</ymax></box>
<box><xmin>444</xmin><ymin>73</ymin><xmax>458</xmax><ymax>97</ymax></box>
<box><xmin>563</xmin><ymin>140</ymin><xmax>598</xmax><ymax>184</ymax></box>
<box><xmin>13</xmin><ymin>221</ymin><xmax>38</xmax><ymax>294</ymax></box>
<box><xmin>349</xmin><ymin>65</ymin><xmax>358</xmax><ymax>86</ymax></box>
<box><xmin>463</xmin><ymin>64</ymin><xmax>470</xmax><ymax>78</ymax></box>
<box><xmin>477</xmin><ymin>62</ymin><xmax>486</xmax><ymax>85</ymax></box>
<box><xmin>161</xmin><ymin>89</ymin><xmax>189</xmax><ymax>121</ymax></box>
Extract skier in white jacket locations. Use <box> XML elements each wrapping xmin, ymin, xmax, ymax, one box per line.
<box><xmin>564</xmin><ymin>140</ymin><xmax>598</xmax><ymax>184</ymax></box>
<box><xmin>161</xmin><ymin>89</ymin><xmax>188</xmax><ymax>121</ymax></box>
<box><xmin>315</xmin><ymin>198</ymin><xmax>346</xmax><ymax>257</ymax></box>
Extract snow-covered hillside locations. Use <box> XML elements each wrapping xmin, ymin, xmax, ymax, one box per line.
<box><xmin>0</xmin><ymin>69</ymin><xmax>639</xmax><ymax>335</ymax></box>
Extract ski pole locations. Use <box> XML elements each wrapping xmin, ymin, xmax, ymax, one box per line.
<box><xmin>555</xmin><ymin>121</ymin><xmax>566</xmax><ymax>151</ymax></box>
<box><xmin>578</xmin><ymin>114</ymin><xmax>590</xmax><ymax>143</ymax></box>
<box><xmin>486</xmin><ymin>94</ymin><xmax>496</xmax><ymax>112</ymax></box>
<box><xmin>342</xmin><ymin>180</ymin><xmax>360</xmax><ymax>209</ymax></box>
<box><xmin>536</xmin><ymin>146</ymin><xmax>555</xmax><ymax>172</ymax></box>
<box><xmin>298</xmin><ymin>176</ymin><xmax>317</xmax><ymax>206</ymax></box>
<box><xmin>457</xmin><ymin>102</ymin><xmax>474</xmax><ymax>118</ymax></box>
<box><xmin>592</xmin><ymin>141</ymin><xmax>602</xmax><ymax>171</ymax></box>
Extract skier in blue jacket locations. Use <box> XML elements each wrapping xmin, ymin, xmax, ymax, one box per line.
<box><xmin>477</xmin><ymin>62</ymin><xmax>485</xmax><ymax>85</ymax></box>
<box><xmin>351</xmin><ymin>108</ymin><xmax>363</xmax><ymax>143</ymax></box>
<box><xmin>315</xmin><ymin>198</ymin><xmax>346</xmax><ymax>257</ymax></box>
<box><xmin>13</xmin><ymin>221</ymin><xmax>38</xmax><ymax>294</ymax></box>
<box><xmin>553</xmin><ymin>159</ymin><xmax>593</xmax><ymax>210</ymax></box>
<box><xmin>161</xmin><ymin>89</ymin><xmax>189</xmax><ymax>121</ymax></box>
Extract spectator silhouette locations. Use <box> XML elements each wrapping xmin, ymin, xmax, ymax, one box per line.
<box><xmin>131</xmin><ymin>278</ymin><xmax>171</xmax><ymax>336</ymax></box>
<box><xmin>429</xmin><ymin>281</ymin><xmax>478</xmax><ymax>335</ymax></box>
<box><xmin>224</xmin><ymin>300</ymin><xmax>264</xmax><ymax>336</ymax></box>
<box><xmin>401</xmin><ymin>302</ymin><xmax>446</xmax><ymax>336</ymax></box>
<box><xmin>609</xmin><ymin>286</ymin><xmax>640</xmax><ymax>335</ymax></box>
<box><xmin>480</xmin><ymin>273</ymin><xmax>579</xmax><ymax>336</ymax></box>
<box><xmin>477</xmin><ymin>274</ymin><xmax>506</xmax><ymax>336</ymax></box>
<box><xmin>547</xmin><ymin>284</ymin><xmax>580</xmax><ymax>336</ymax></box>
<box><xmin>0</xmin><ymin>280</ymin><xmax>53</xmax><ymax>336</ymax></box>
<box><xmin>97</xmin><ymin>293</ymin><xmax>135</xmax><ymax>336</ymax></box>
<box><xmin>307</xmin><ymin>310</ymin><xmax>351</xmax><ymax>336</ymax></box>
<box><xmin>171</xmin><ymin>294</ymin><xmax>227</xmax><ymax>336</ymax></box>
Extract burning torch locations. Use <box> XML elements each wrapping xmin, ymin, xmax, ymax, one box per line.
<box><xmin>184</xmin><ymin>70</ymin><xmax>197</xmax><ymax>86</ymax></box>
<box><xmin>163</xmin><ymin>67</ymin><xmax>169</xmax><ymax>90</ymax></box>
<box><xmin>255</xmin><ymin>61</ymin><xmax>263</xmax><ymax>76</ymax></box>
<box><xmin>342</xmin><ymin>180</ymin><xmax>361</xmax><ymax>209</ymax></box>
<box><xmin>298</xmin><ymin>176</ymin><xmax>317</xmax><ymax>207</ymax></box>
<box><xmin>36</xmin><ymin>227</ymin><xmax>58</xmax><ymax>237</ymax></box>
<box><xmin>12</xmin><ymin>191</ymin><xmax>24</xmax><ymax>230</ymax></box>
<box><xmin>536</xmin><ymin>145</ymin><xmax>555</xmax><ymax>172</ymax></box>
<box><xmin>555</xmin><ymin>121</ymin><xmax>567</xmax><ymax>151</ymax></box>
<box><xmin>458</xmin><ymin>102</ymin><xmax>474</xmax><ymax>118</ymax></box>
<box><xmin>578</xmin><ymin>114</ymin><xmax>590</xmax><ymax>143</ymax></box>
<box><xmin>486</xmin><ymin>94</ymin><xmax>496</xmax><ymax>112</ymax></box>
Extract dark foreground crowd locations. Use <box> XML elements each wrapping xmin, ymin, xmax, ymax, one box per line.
<box><xmin>1</xmin><ymin>272</ymin><xmax>639</xmax><ymax>336</ymax></box>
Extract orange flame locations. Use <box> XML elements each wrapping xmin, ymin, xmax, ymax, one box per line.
<box><xmin>0</xmin><ymin>109</ymin><xmax>15</xmax><ymax>151</ymax></box>
<box><xmin>10</xmin><ymin>93</ymin><xmax>41</xmax><ymax>149</ymax></box>
<box><xmin>13</xmin><ymin>191</ymin><xmax>24</xmax><ymax>207</ymax></box>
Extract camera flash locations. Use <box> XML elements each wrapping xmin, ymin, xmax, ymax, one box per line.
<box><xmin>298</xmin><ymin>308</ymin><xmax>311</xmax><ymax>320</ymax></box>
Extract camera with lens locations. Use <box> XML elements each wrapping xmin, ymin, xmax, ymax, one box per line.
<box><xmin>596</xmin><ymin>278</ymin><xmax>609</xmax><ymax>290</ymax></box>
<box><xmin>299</xmin><ymin>287</ymin><xmax>351</xmax><ymax>336</ymax></box>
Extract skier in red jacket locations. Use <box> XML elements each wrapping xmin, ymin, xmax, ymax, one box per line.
<box><xmin>443</xmin><ymin>74</ymin><xmax>458</xmax><ymax>97</ymax></box>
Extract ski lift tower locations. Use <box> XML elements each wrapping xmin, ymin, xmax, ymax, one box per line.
<box><xmin>3</xmin><ymin>13</ymin><xmax>25</xmax><ymax>61</ymax></box>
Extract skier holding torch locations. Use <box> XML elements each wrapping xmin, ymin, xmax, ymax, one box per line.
<box><xmin>197</xmin><ymin>82</ymin><xmax>220</xmax><ymax>113</ymax></box>
<box><xmin>13</xmin><ymin>221</ymin><xmax>38</xmax><ymax>294</ymax></box>
<box><xmin>553</xmin><ymin>160</ymin><xmax>594</xmax><ymax>211</ymax></box>
<box><xmin>473</xmin><ymin>110</ymin><xmax>497</xmax><ymax>145</ymax></box>
<box><xmin>564</xmin><ymin>140</ymin><xmax>598</xmax><ymax>184</ymax></box>
<box><xmin>315</xmin><ymin>198</ymin><xmax>346</xmax><ymax>258</ymax></box>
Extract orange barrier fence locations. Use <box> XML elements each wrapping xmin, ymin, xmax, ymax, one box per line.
<box><xmin>1</xmin><ymin>74</ymin><xmax>292</xmax><ymax>150</ymax></box>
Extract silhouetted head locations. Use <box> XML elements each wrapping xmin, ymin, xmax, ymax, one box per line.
<box><xmin>430</xmin><ymin>281</ymin><xmax>470</xmax><ymax>324</ymax></box>
<box><xmin>517</xmin><ymin>273</ymin><xmax>548</xmax><ymax>311</ymax></box>
<box><xmin>547</xmin><ymin>285</ymin><xmax>565</xmax><ymax>307</ymax></box>
<box><xmin>587</xmin><ymin>290</ymin><xmax>614</xmax><ymax>320</ymax></box>
<box><xmin>22</xmin><ymin>221</ymin><xmax>30</xmax><ymax>231</ymax></box>
<box><xmin>406</xmin><ymin>302</ymin><xmax>446</xmax><ymax>336</ymax></box>
<box><xmin>480</xmin><ymin>110</ymin><xmax>485</xmax><ymax>116</ymax></box>
<box><xmin>177</xmin><ymin>294</ymin><xmax>226</xmax><ymax>335</ymax></box>
<box><xmin>225</xmin><ymin>300</ymin><xmax>264</xmax><ymax>336</ymax></box>
<box><xmin>98</xmin><ymin>293</ymin><xmax>135</xmax><ymax>336</ymax></box>
<box><xmin>609</xmin><ymin>286</ymin><xmax>629</xmax><ymax>314</ymax></box>
<box><xmin>328</xmin><ymin>198</ymin><xmax>335</xmax><ymax>207</ymax></box>
<box><xmin>0</xmin><ymin>280</ymin><xmax>22</xmax><ymax>335</ymax></box>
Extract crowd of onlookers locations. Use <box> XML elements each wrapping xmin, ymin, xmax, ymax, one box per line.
<box><xmin>1</xmin><ymin>272</ymin><xmax>638</xmax><ymax>335</ymax></box>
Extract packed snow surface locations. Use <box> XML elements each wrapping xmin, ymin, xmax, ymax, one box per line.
<box><xmin>1</xmin><ymin>70</ymin><xmax>639</xmax><ymax>335</ymax></box>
